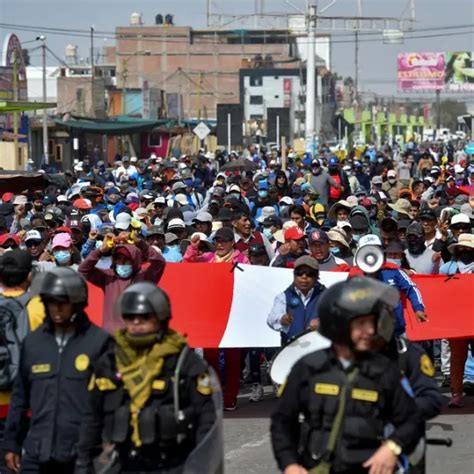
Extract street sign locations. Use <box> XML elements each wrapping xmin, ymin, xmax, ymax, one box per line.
<box><xmin>193</xmin><ymin>121</ymin><xmax>211</xmax><ymax>141</ymax></box>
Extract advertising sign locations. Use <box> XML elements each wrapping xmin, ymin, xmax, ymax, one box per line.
<box><xmin>397</xmin><ymin>52</ymin><xmax>445</xmax><ymax>91</ymax></box>
<box><xmin>283</xmin><ymin>78</ymin><xmax>292</xmax><ymax>108</ymax></box>
<box><xmin>445</xmin><ymin>52</ymin><xmax>474</xmax><ymax>92</ymax></box>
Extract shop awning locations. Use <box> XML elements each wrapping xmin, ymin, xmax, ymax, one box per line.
<box><xmin>0</xmin><ymin>101</ymin><xmax>57</xmax><ymax>113</ymax></box>
<box><xmin>54</xmin><ymin>116</ymin><xmax>170</xmax><ymax>135</ymax></box>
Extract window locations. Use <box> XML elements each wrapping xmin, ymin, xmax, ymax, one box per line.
<box><xmin>148</xmin><ymin>131</ymin><xmax>162</xmax><ymax>148</ymax></box>
<box><xmin>18</xmin><ymin>146</ymin><xmax>22</xmax><ymax>167</ymax></box>
<box><xmin>250</xmin><ymin>76</ymin><xmax>262</xmax><ymax>87</ymax></box>
<box><xmin>250</xmin><ymin>114</ymin><xmax>263</xmax><ymax>119</ymax></box>
<box><xmin>55</xmin><ymin>144</ymin><xmax>63</xmax><ymax>162</ymax></box>
<box><xmin>249</xmin><ymin>95</ymin><xmax>263</xmax><ymax>105</ymax></box>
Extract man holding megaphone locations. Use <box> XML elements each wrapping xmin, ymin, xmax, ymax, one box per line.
<box><xmin>337</xmin><ymin>234</ymin><xmax>427</xmax><ymax>337</ymax></box>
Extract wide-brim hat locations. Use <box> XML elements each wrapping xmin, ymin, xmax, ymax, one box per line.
<box><xmin>448</xmin><ymin>233</ymin><xmax>474</xmax><ymax>253</ymax></box>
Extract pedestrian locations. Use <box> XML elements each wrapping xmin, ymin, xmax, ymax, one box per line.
<box><xmin>271</xmin><ymin>277</ymin><xmax>424</xmax><ymax>474</ymax></box>
<box><xmin>267</xmin><ymin>255</ymin><xmax>325</xmax><ymax>344</ymax></box>
<box><xmin>3</xmin><ymin>268</ymin><xmax>111</xmax><ymax>474</ymax></box>
<box><xmin>75</xmin><ymin>283</ymin><xmax>221</xmax><ymax>474</ymax></box>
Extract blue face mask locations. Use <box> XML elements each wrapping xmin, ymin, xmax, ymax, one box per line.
<box><xmin>262</xmin><ymin>228</ymin><xmax>273</xmax><ymax>240</ymax></box>
<box><xmin>352</xmin><ymin>233</ymin><xmax>363</xmax><ymax>243</ymax></box>
<box><xmin>386</xmin><ymin>258</ymin><xmax>402</xmax><ymax>266</ymax></box>
<box><xmin>54</xmin><ymin>250</ymin><xmax>71</xmax><ymax>265</ymax></box>
<box><xmin>330</xmin><ymin>247</ymin><xmax>341</xmax><ymax>255</ymax></box>
<box><xmin>116</xmin><ymin>264</ymin><xmax>133</xmax><ymax>279</ymax></box>
<box><xmin>258</xmin><ymin>190</ymin><xmax>268</xmax><ymax>198</ymax></box>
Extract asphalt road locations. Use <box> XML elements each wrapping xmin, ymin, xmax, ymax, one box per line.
<box><xmin>224</xmin><ymin>386</ymin><xmax>474</xmax><ymax>474</ymax></box>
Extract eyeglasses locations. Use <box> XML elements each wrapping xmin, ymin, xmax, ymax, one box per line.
<box><xmin>294</xmin><ymin>268</ymin><xmax>318</xmax><ymax>278</ymax></box>
<box><xmin>451</xmin><ymin>225</ymin><xmax>471</xmax><ymax>231</ymax></box>
<box><xmin>25</xmin><ymin>240</ymin><xmax>43</xmax><ymax>247</ymax></box>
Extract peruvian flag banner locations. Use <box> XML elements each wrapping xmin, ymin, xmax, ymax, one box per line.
<box><xmin>86</xmin><ymin>265</ymin><xmax>474</xmax><ymax>347</ymax></box>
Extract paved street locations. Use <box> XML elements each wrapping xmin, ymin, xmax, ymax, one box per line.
<box><xmin>224</xmin><ymin>387</ymin><xmax>474</xmax><ymax>474</ymax></box>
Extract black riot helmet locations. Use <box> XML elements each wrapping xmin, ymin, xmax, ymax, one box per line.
<box><xmin>119</xmin><ymin>282</ymin><xmax>172</xmax><ymax>323</ymax></box>
<box><xmin>39</xmin><ymin>267</ymin><xmax>88</xmax><ymax>309</ymax></box>
<box><xmin>317</xmin><ymin>276</ymin><xmax>399</xmax><ymax>347</ymax></box>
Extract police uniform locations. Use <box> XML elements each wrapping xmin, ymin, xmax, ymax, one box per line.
<box><xmin>75</xmin><ymin>282</ymin><xmax>219</xmax><ymax>474</ymax></box>
<box><xmin>271</xmin><ymin>348</ymin><xmax>423</xmax><ymax>473</ymax></box>
<box><xmin>270</xmin><ymin>276</ymin><xmax>424</xmax><ymax>474</ymax></box>
<box><xmin>2</xmin><ymin>312</ymin><xmax>111</xmax><ymax>472</ymax></box>
<box><xmin>75</xmin><ymin>344</ymin><xmax>216</xmax><ymax>473</ymax></box>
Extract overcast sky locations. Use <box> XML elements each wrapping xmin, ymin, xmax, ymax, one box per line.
<box><xmin>1</xmin><ymin>0</ymin><xmax>473</xmax><ymax>97</ymax></box>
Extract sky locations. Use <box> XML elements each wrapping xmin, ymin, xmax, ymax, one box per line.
<box><xmin>1</xmin><ymin>0</ymin><xmax>473</xmax><ymax>98</ymax></box>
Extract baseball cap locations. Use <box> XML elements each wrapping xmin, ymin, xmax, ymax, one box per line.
<box><xmin>357</xmin><ymin>234</ymin><xmax>382</xmax><ymax>249</ymax></box>
<box><xmin>165</xmin><ymin>232</ymin><xmax>178</xmax><ymax>245</ymax></box>
<box><xmin>262</xmin><ymin>215</ymin><xmax>283</xmax><ymax>228</ymax></box>
<box><xmin>294</xmin><ymin>255</ymin><xmax>319</xmax><ymax>271</ymax></box>
<box><xmin>450</xmin><ymin>213</ymin><xmax>471</xmax><ymax>226</ymax></box>
<box><xmin>371</xmin><ymin>176</ymin><xmax>383</xmax><ymax>185</ymax></box>
<box><xmin>387</xmin><ymin>170</ymin><xmax>397</xmax><ymax>178</ymax></box>
<box><xmin>0</xmin><ymin>233</ymin><xmax>20</xmax><ymax>247</ymax></box>
<box><xmin>167</xmin><ymin>218</ymin><xmax>186</xmax><ymax>230</ymax></box>
<box><xmin>51</xmin><ymin>232</ymin><xmax>72</xmax><ymax>249</ymax></box>
<box><xmin>194</xmin><ymin>211</ymin><xmax>213</xmax><ymax>223</ymax></box>
<box><xmin>406</xmin><ymin>222</ymin><xmax>424</xmax><ymax>237</ymax></box>
<box><xmin>25</xmin><ymin>230</ymin><xmax>42</xmax><ymax>242</ymax></box>
<box><xmin>213</xmin><ymin>227</ymin><xmax>235</xmax><ymax>242</ymax></box>
<box><xmin>172</xmin><ymin>181</ymin><xmax>187</xmax><ymax>192</ymax></box>
<box><xmin>115</xmin><ymin>212</ymin><xmax>132</xmax><ymax>230</ymax></box>
<box><xmin>284</xmin><ymin>226</ymin><xmax>306</xmax><ymax>241</ymax></box>
<box><xmin>248</xmin><ymin>244</ymin><xmax>267</xmax><ymax>257</ymax></box>
<box><xmin>13</xmin><ymin>195</ymin><xmax>28</xmax><ymax>205</ymax></box>
<box><xmin>175</xmin><ymin>194</ymin><xmax>189</xmax><ymax>206</ymax></box>
<box><xmin>257</xmin><ymin>206</ymin><xmax>277</xmax><ymax>223</ymax></box>
<box><xmin>419</xmin><ymin>209</ymin><xmax>437</xmax><ymax>221</ymax></box>
<box><xmin>0</xmin><ymin>249</ymin><xmax>33</xmax><ymax>274</ymax></box>
<box><xmin>308</xmin><ymin>229</ymin><xmax>330</xmax><ymax>244</ymax></box>
<box><xmin>147</xmin><ymin>225</ymin><xmax>165</xmax><ymax>237</ymax></box>
<box><xmin>154</xmin><ymin>196</ymin><xmax>167</xmax><ymax>205</ymax></box>
<box><xmin>2</xmin><ymin>192</ymin><xmax>14</xmax><ymax>203</ymax></box>
<box><xmin>349</xmin><ymin>214</ymin><xmax>369</xmax><ymax>231</ymax></box>
<box><xmin>279</xmin><ymin>196</ymin><xmax>294</xmax><ymax>206</ymax></box>
<box><xmin>73</xmin><ymin>198</ymin><xmax>92</xmax><ymax>210</ymax></box>
<box><xmin>216</xmin><ymin>208</ymin><xmax>232</xmax><ymax>222</ymax></box>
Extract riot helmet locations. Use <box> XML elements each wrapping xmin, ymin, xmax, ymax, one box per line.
<box><xmin>39</xmin><ymin>267</ymin><xmax>88</xmax><ymax>309</ymax></box>
<box><xmin>119</xmin><ymin>282</ymin><xmax>172</xmax><ymax>323</ymax></box>
<box><xmin>317</xmin><ymin>276</ymin><xmax>399</xmax><ymax>347</ymax></box>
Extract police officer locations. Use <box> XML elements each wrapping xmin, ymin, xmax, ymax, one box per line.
<box><xmin>3</xmin><ymin>268</ymin><xmax>111</xmax><ymax>474</ymax></box>
<box><xmin>75</xmin><ymin>282</ymin><xmax>221</xmax><ymax>474</ymax></box>
<box><xmin>271</xmin><ymin>277</ymin><xmax>423</xmax><ymax>474</ymax></box>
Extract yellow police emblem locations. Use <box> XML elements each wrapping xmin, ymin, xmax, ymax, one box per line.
<box><xmin>196</xmin><ymin>373</ymin><xmax>213</xmax><ymax>395</ymax></box>
<box><xmin>75</xmin><ymin>354</ymin><xmax>90</xmax><ymax>372</ymax></box>
<box><xmin>420</xmin><ymin>354</ymin><xmax>435</xmax><ymax>377</ymax></box>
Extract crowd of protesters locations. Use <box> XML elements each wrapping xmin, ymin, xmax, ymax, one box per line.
<box><xmin>0</xmin><ymin>139</ymin><xmax>473</xmax><ymax>417</ymax></box>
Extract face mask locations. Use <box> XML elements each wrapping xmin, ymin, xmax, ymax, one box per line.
<box><xmin>330</xmin><ymin>247</ymin><xmax>341</xmax><ymax>256</ymax></box>
<box><xmin>229</xmin><ymin>192</ymin><xmax>241</xmax><ymax>200</ymax></box>
<box><xmin>116</xmin><ymin>264</ymin><xmax>133</xmax><ymax>279</ymax></box>
<box><xmin>388</xmin><ymin>177</ymin><xmax>396</xmax><ymax>183</ymax></box>
<box><xmin>107</xmin><ymin>204</ymin><xmax>115</xmax><ymax>211</ymax></box>
<box><xmin>262</xmin><ymin>228</ymin><xmax>273</xmax><ymax>240</ymax></box>
<box><xmin>54</xmin><ymin>250</ymin><xmax>71</xmax><ymax>265</ymax></box>
<box><xmin>258</xmin><ymin>190</ymin><xmax>268</xmax><ymax>199</ymax></box>
<box><xmin>386</xmin><ymin>258</ymin><xmax>401</xmax><ymax>266</ymax></box>
<box><xmin>377</xmin><ymin>158</ymin><xmax>384</xmax><ymax>164</ymax></box>
<box><xmin>407</xmin><ymin>240</ymin><xmax>425</xmax><ymax>255</ymax></box>
<box><xmin>352</xmin><ymin>233</ymin><xmax>363</xmax><ymax>243</ymax></box>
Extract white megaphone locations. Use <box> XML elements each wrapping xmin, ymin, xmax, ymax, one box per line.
<box><xmin>354</xmin><ymin>234</ymin><xmax>384</xmax><ymax>274</ymax></box>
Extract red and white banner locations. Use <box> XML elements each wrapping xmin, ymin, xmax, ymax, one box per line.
<box><xmin>86</xmin><ymin>264</ymin><xmax>474</xmax><ymax>348</ymax></box>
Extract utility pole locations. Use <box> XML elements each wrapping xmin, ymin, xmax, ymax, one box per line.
<box><xmin>354</xmin><ymin>30</ymin><xmax>359</xmax><ymax>104</ymax></box>
<box><xmin>12</xmin><ymin>50</ymin><xmax>18</xmax><ymax>163</ymax></box>
<box><xmin>435</xmin><ymin>89</ymin><xmax>441</xmax><ymax>138</ymax></box>
<box><xmin>91</xmin><ymin>26</ymin><xmax>95</xmax><ymax>116</ymax></box>
<box><xmin>37</xmin><ymin>36</ymin><xmax>49</xmax><ymax>166</ymax></box>
<box><xmin>305</xmin><ymin>2</ymin><xmax>317</xmax><ymax>156</ymax></box>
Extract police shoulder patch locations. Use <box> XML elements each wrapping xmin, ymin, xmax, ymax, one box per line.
<box><xmin>75</xmin><ymin>354</ymin><xmax>90</xmax><ymax>372</ymax></box>
<box><xmin>196</xmin><ymin>373</ymin><xmax>213</xmax><ymax>396</ymax></box>
<box><xmin>420</xmin><ymin>354</ymin><xmax>435</xmax><ymax>377</ymax></box>
<box><xmin>31</xmin><ymin>364</ymin><xmax>50</xmax><ymax>374</ymax></box>
<box><xmin>95</xmin><ymin>377</ymin><xmax>117</xmax><ymax>391</ymax></box>
<box><xmin>315</xmin><ymin>383</ymin><xmax>340</xmax><ymax>396</ymax></box>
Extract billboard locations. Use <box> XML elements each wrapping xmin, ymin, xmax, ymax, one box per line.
<box><xmin>398</xmin><ymin>52</ymin><xmax>474</xmax><ymax>92</ymax></box>
<box><xmin>397</xmin><ymin>52</ymin><xmax>445</xmax><ymax>91</ymax></box>
<box><xmin>445</xmin><ymin>52</ymin><xmax>474</xmax><ymax>92</ymax></box>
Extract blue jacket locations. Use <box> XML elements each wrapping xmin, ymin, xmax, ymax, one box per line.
<box><xmin>375</xmin><ymin>268</ymin><xmax>425</xmax><ymax>335</ymax></box>
<box><xmin>283</xmin><ymin>283</ymin><xmax>325</xmax><ymax>342</ymax></box>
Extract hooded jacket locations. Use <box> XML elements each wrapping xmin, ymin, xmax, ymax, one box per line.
<box><xmin>349</xmin><ymin>205</ymin><xmax>380</xmax><ymax>236</ymax></box>
<box><xmin>78</xmin><ymin>242</ymin><xmax>165</xmax><ymax>333</ymax></box>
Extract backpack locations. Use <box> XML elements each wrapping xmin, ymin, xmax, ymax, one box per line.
<box><xmin>0</xmin><ymin>293</ymin><xmax>31</xmax><ymax>391</ymax></box>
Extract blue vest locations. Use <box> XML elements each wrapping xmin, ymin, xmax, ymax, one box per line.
<box><xmin>283</xmin><ymin>283</ymin><xmax>324</xmax><ymax>343</ymax></box>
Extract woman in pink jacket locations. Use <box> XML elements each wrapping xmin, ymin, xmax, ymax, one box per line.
<box><xmin>183</xmin><ymin>227</ymin><xmax>250</xmax><ymax>265</ymax></box>
<box><xmin>183</xmin><ymin>226</ymin><xmax>249</xmax><ymax>410</ymax></box>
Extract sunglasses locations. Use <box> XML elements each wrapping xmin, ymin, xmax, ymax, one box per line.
<box><xmin>1</xmin><ymin>244</ymin><xmax>18</xmax><ymax>250</ymax></box>
<box><xmin>25</xmin><ymin>240</ymin><xmax>43</xmax><ymax>247</ymax></box>
<box><xmin>451</xmin><ymin>225</ymin><xmax>471</xmax><ymax>231</ymax></box>
<box><xmin>294</xmin><ymin>268</ymin><xmax>318</xmax><ymax>278</ymax></box>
